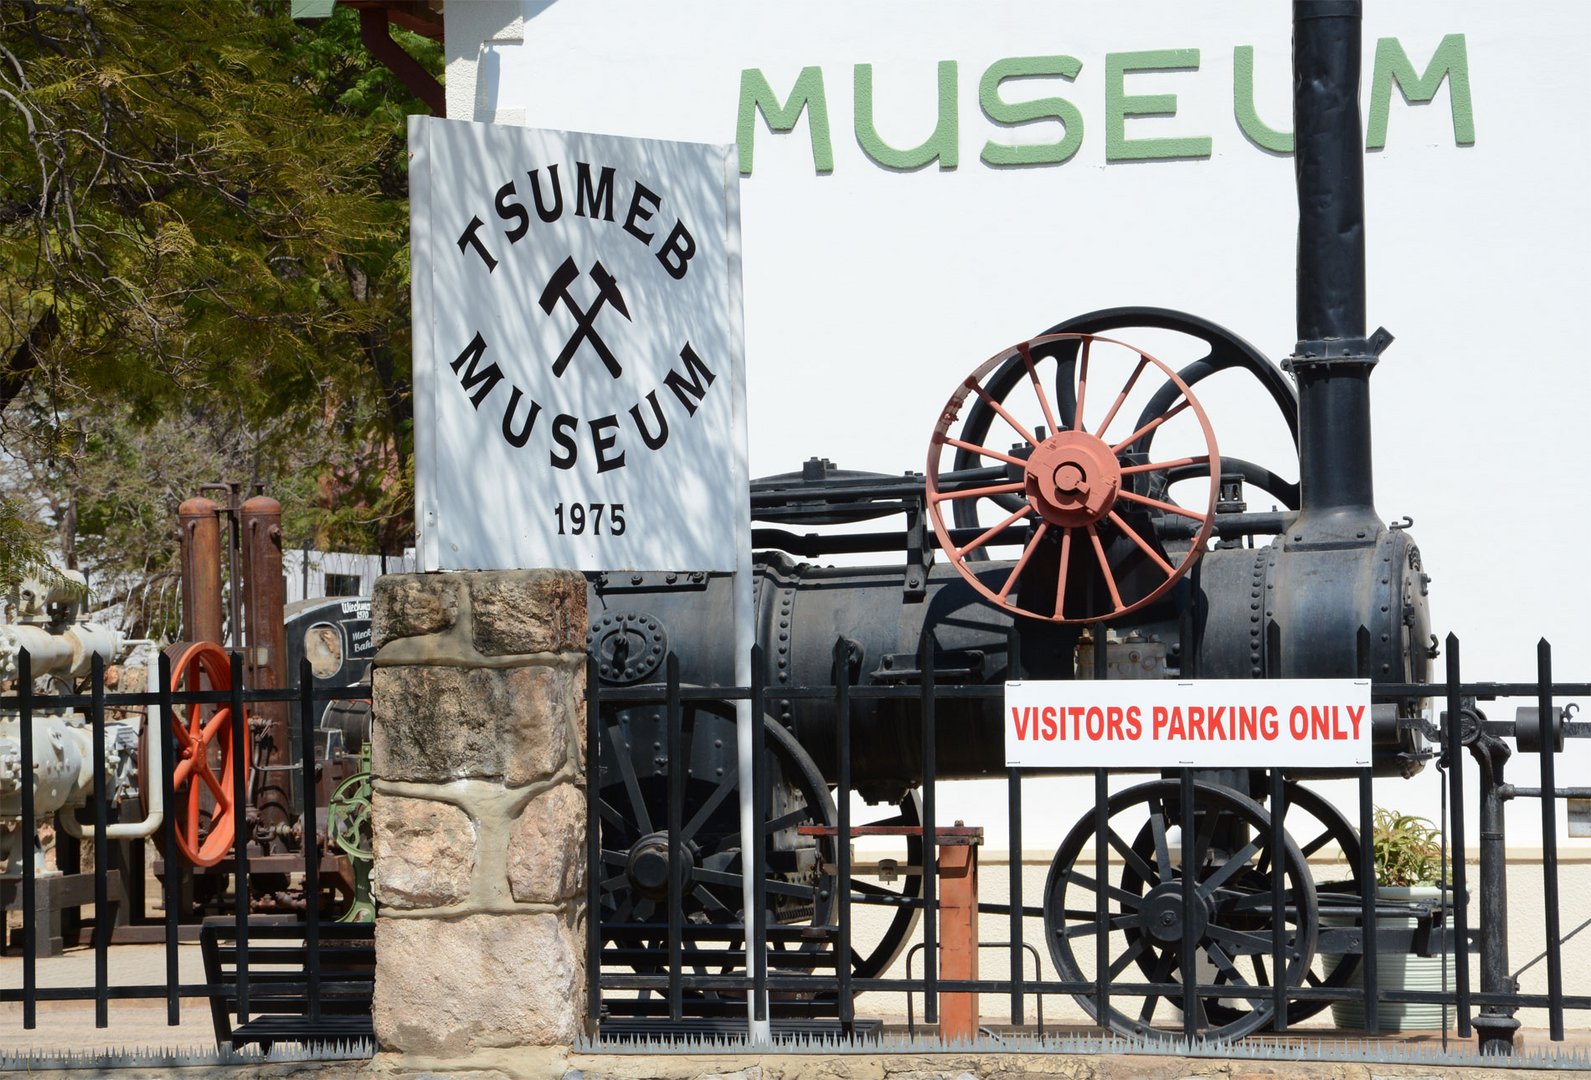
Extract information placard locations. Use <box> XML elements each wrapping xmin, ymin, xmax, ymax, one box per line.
<box><xmin>1005</xmin><ymin>679</ymin><xmax>1372</xmax><ymax>769</ymax></box>
<box><xmin>410</xmin><ymin>117</ymin><xmax>746</xmax><ymax>572</ymax></box>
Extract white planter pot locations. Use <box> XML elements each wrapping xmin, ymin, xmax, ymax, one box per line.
<box><xmin>1324</xmin><ymin>885</ymin><xmax>1455</xmax><ymax>1032</ymax></box>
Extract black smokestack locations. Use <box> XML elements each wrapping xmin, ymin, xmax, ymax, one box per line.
<box><xmin>1288</xmin><ymin>0</ymin><xmax>1388</xmax><ymax>536</ymax></box>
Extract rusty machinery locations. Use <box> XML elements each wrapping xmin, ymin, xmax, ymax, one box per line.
<box><xmin>167</xmin><ymin>485</ymin><xmax>373</xmax><ymax>914</ymax></box>
<box><xmin>581</xmin><ymin>1</ymin><xmax>1552</xmax><ymax>1042</ymax></box>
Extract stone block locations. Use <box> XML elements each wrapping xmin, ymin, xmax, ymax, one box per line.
<box><xmin>373</xmin><ymin>794</ymin><xmax>476</xmax><ymax>909</ymax></box>
<box><xmin>470</xmin><ymin>570</ymin><xmax>586</xmax><ymax>656</ymax></box>
<box><xmin>373</xmin><ymin>574</ymin><xmax>460</xmax><ymax>649</ymax></box>
<box><xmin>507</xmin><ymin>782</ymin><xmax>586</xmax><ymax>903</ymax></box>
<box><xmin>373</xmin><ymin>663</ymin><xmax>572</xmax><ymax>785</ymax></box>
<box><xmin>374</xmin><ymin>910</ymin><xmax>585</xmax><ymax>1054</ymax></box>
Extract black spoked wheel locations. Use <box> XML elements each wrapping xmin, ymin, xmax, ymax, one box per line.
<box><xmin>1043</xmin><ymin>779</ymin><xmax>1319</xmax><ymax>1041</ymax></box>
<box><xmin>596</xmin><ymin>699</ymin><xmax>837</xmax><ymax>1017</ymax></box>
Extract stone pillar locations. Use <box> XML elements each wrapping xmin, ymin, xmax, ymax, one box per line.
<box><xmin>368</xmin><ymin>570</ymin><xmax>587</xmax><ymax>1063</ymax></box>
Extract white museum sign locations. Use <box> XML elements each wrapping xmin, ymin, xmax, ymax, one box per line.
<box><xmin>409</xmin><ymin>117</ymin><xmax>747</xmax><ymax>572</ymax></box>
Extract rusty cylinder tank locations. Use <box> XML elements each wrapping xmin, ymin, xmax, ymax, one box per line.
<box><xmin>178</xmin><ymin>497</ymin><xmax>223</xmax><ymax>645</ymax></box>
<box><xmin>240</xmin><ymin>495</ymin><xmax>292</xmax><ymax>840</ymax></box>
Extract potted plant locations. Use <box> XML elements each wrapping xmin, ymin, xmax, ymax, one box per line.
<box><xmin>1326</xmin><ymin>808</ymin><xmax>1455</xmax><ymax>1031</ymax></box>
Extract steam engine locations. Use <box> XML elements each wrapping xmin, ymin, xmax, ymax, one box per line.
<box><xmin>588</xmin><ymin>0</ymin><xmax>1439</xmax><ymax>1040</ymax></box>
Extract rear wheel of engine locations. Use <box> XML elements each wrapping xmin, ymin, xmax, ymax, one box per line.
<box><xmin>1042</xmin><ymin>779</ymin><xmax>1319</xmax><ymax>1041</ymax></box>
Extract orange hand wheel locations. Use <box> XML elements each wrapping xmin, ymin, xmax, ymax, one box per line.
<box><xmin>927</xmin><ymin>333</ymin><xmax>1220</xmax><ymax>624</ymax></box>
<box><xmin>167</xmin><ymin>641</ymin><xmax>248</xmax><ymax>867</ymax></box>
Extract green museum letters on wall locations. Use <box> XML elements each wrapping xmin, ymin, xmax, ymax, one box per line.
<box><xmin>737</xmin><ymin>35</ymin><xmax>1475</xmax><ymax>176</ymax></box>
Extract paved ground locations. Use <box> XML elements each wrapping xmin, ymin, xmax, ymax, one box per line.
<box><xmin>2</xmin><ymin>941</ymin><xmax>217</xmax><ymax>1053</ymax></box>
<box><xmin>7</xmin><ymin>941</ymin><xmax>1591</xmax><ymax>1067</ymax></box>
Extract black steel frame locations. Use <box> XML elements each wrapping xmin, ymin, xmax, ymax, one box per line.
<box><xmin>587</xmin><ymin>626</ymin><xmax>1590</xmax><ymax>1050</ymax></box>
<box><xmin>3</xmin><ymin>651</ymin><xmax>369</xmax><ymax>1045</ymax></box>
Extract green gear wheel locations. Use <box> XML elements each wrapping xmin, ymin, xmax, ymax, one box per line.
<box><xmin>329</xmin><ymin>743</ymin><xmax>375</xmax><ymax>923</ymax></box>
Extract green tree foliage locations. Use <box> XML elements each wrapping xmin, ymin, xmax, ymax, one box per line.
<box><xmin>0</xmin><ymin>0</ymin><xmax>436</xmax><ymax>620</ymax></box>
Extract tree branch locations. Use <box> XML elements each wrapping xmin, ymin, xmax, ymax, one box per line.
<box><xmin>1</xmin><ymin>307</ymin><xmax>57</xmax><ymax>412</ymax></box>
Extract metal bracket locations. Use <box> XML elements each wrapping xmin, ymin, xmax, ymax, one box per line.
<box><xmin>1283</xmin><ymin>325</ymin><xmax>1394</xmax><ymax>374</ymax></box>
<box><xmin>903</xmin><ymin>496</ymin><xmax>930</xmax><ymax>604</ymax></box>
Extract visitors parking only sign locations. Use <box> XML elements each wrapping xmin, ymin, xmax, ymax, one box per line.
<box><xmin>1005</xmin><ymin>679</ymin><xmax>1372</xmax><ymax>769</ymax></box>
<box><xmin>409</xmin><ymin>117</ymin><xmax>747</xmax><ymax>572</ymax></box>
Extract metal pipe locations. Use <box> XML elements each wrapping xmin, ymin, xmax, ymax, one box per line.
<box><xmin>0</xmin><ymin>623</ymin><xmax>120</xmax><ymax>684</ymax></box>
<box><xmin>58</xmin><ymin>640</ymin><xmax>163</xmax><ymax>842</ymax></box>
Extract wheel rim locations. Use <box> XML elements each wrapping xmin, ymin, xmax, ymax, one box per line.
<box><xmin>166</xmin><ymin>641</ymin><xmax>247</xmax><ymax>868</ymax></box>
<box><xmin>1043</xmin><ymin>779</ymin><xmax>1318</xmax><ymax>1041</ymax></box>
<box><xmin>928</xmin><ymin>333</ymin><xmax>1219</xmax><ymax>624</ymax></box>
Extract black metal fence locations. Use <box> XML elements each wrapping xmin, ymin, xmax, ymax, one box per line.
<box><xmin>7</xmin><ymin>630</ymin><xmax>1587</xmax><ymax>1058</ymax></box>
<box><xmin>2</xmin><ymin>649</ymin><xmax>371</xmax><ymax>1052</ymax></box>
<box><xmin>586</xmin><ymin>628</ymin><xmax>1590</xmax><ymax>1052</ymax></box>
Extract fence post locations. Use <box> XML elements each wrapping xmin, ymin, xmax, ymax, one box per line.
<box><xmin>369</xmin><ymin>570</ymin><xmax>588</xmax><ymax>1062</ymax></box>
<box><xmin>1445</xmin><ymin>633</ymin><xmax>1472</xmax><ymax>1038</ymax></box>
<box><xmin>1537</xmin><ymin>639</ymin><xmax>1565</xmax><ymax>1041</ymax></box>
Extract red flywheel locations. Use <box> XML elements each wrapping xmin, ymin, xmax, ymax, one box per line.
<box><xmin>926</xmin><ymin>333</ymin><xmax>1220</xmax><ymax>624</ymax></box>
<box><xmin>167</xmin><ymin>641</ymin><xmax>248</xmax><ymax>867</ymax></box>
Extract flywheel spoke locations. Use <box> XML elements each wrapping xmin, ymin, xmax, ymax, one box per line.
<box><xmin>1106</xmin><ymin>510</ymin><xmax>1176</xmax><ymax>579</ymax></box>
<box><xmin>1107</xmin><ymin>937</ymin><xmax>1148</xmax><ymax>980</ymax></box>
<box><xmin>940</xmin><ymin>434</ymin><xmax>1031</xmax><ymax>469</ymax></box>
<box><xmin>1094</xmin><ymin>356</ymin><xmax>1150</xmax><ymax>439</ymax></box>
<box><xmin>1117</xmin><ymin>489</ymin><xmax>1209</xmax><ymax>523</ymax></box>
<box><xmin>1112</xmin><ymin>397</ymin><xmax>1192</xmax><ymax>454</ymax></box>
<box><xmin>682</xmin><ymin>767</ymin><xmax>738</xmax><ymax>842</ymax></box>
<box><xmin>1119</xmin><ymin>454</ymin><xmax>1210</xmax><ymax>476</ymax></box>
<box><xmin>197</xmin><ymin>706</ymin><xmax>231</xmax><ymax>751</ymax></box>
<box><xmin>954</xmin><ymin>504</ymin><xmax>1032</xmax><ymax>560</ymax></box>
<box><xmin>1108</xmin><ymin>828</ymin><xmax>1158</xmax><ymax>886</ymax></box>
<box><xmin>1138</xmin><ymin>949</ymin><xmax>1176</xmax><ymax>1024</ymax></box>
<box><xmin>195</xmin><ymin>759</ymin><xmax>228</xmax><ymax>804</ymax></box>
<box><xmin>1149</xmin><ymin>802</ymin><xmax>1174</xmax><ymax>881</ymax></box>
<box><xmin>1073</xmin><ymin>337</ymin><xmax>1092</xmax><ymax>430</ymax></box>
<box><xmin>929</xmin><ymin>479</ymin><xmax>1028</xmax><ymax>503</ymax></box>
<box><xmin>996</xmin><ymin>521</ymin><xmax>1050</xmax><ymax>602</ymax></box>
<box><xmin>969</xmin><ymin>380</ymin><xmax>1039</xmax><ymax>447</ymax></box>
<box><xmin>1018</xmin><ymin>341</ymin><xmax>1062</xmax><ymax>435</ymax></box>
<box><xmin>1053</xmin><ymin>527</ymin><xmax>1073</xmax><ymax>617</ymax></box>
<box><xmin>1086</xmin><ymin>524</ymin><xmax>1125</xmax><ymax>611</ymax></box>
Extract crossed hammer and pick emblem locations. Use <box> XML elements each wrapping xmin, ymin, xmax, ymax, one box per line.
<box><xmin>538</xmin><ymin>255</ymin><xmax>632</xmax><ymax>379</ymax></box>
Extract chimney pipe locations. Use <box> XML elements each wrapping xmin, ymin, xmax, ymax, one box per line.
<box><xmin>1287</xmin><ymin>0</ymin><xmax>1389</xmax><ymax>540</ymax></box>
